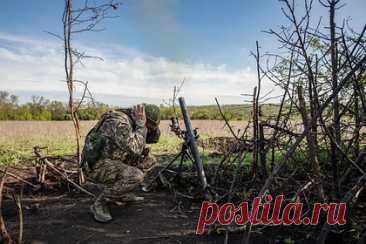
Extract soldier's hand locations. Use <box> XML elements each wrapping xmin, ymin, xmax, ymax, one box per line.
<box><xmin>132</xmin><ymin>104</ymin><xmax>146</xmax><ymax>125</ymax></box>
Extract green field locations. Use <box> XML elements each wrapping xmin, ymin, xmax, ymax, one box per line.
<box><xmin>0</xmin><ymin>120</ymin><xmax>248</xmax><ymax>165</ymax></box>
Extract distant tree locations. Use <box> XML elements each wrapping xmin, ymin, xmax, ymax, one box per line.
<box><xmin>27</xmin><ymin>96</ymin><xmax>51</xmax><ymax>120</ymax></box>
<box><xmin>192</xmin><ymin>110</ymin><xmax>209</xmax><ymax>120</ymax></box>
<box><xmin>160</xmin><ymin>105</ymin><xmax>178</xmax><ymax>120</ymax></box>
<box><xmin>0</xmin><ymin>91</ymin><xmax>18</xmax><ymax>120</ymax></box>
<box><xmin>15</xmin><ymin>106</ymin><xmax>33</xmax><ymax>120</ymax></box>
<box><xmin>47</xmin><ymin>101</ymin><xmax>67</xmax><ymax>120</ymax></box>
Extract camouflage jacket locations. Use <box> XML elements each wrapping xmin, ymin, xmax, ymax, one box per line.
<box><xmin>81</xmin><ymin>110</ymin><xmax>147</xmax><ymax>169</ymax></box>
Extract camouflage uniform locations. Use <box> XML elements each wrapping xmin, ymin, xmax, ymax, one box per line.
<box><xmin>81</xmin><ymin>107</ymin><xmax>159</xmax><ymax>222</ymax></box>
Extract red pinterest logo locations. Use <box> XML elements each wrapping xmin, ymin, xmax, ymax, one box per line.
<box><xmin>196</xmin><ymin>194</ymin><xmax>346</xmax><ymax>235</ymax></box>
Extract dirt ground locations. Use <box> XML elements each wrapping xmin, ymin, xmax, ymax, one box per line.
<box><xmin>1</xmin><ymin>181</ymin><xmax>315</xmax><ymax>244</ymax></box>
<box><xmin>3</xmin><ymin>188</ymin><xmax>318</xmax><ymax>244</ymax></box>
<box><xmin>4</xmin><ymin>190</ymin><xmax>203</xmax><ymax>244</ymax></box>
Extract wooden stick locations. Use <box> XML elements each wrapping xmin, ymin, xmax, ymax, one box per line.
<box><xmin>214</xmin><ymin>97</ymin><xmax>242</xmax><ymax>141</ymax></box>
<box><xmin>33</xmin><ymin>146</ymin><xmax>94</xmax><ymax>197</ymax></box>
<box><xmin>0</xmin><ymin>169</ymin><xmax>37</xmax><ymax>189</ymax></box>
<box><xmin>251</xmin><ymin>86</ymin><xmax>258</xmax><ymax>178</ymax></box>
<box><xmin>43</xmin><ymin>158</ymin><xmax>94</xmax><ymax>197</ymax></box>
<box><xmin>0</xmin><ymin>169</ymin><xmax>13</xmax><ymax>244</ymax></box>
<box><xmin>12</xmin><ymin>193</ymin><xmax>23</xmax><ymax>244</ymax></box>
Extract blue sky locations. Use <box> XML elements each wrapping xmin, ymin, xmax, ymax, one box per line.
<box><xmin>0</xmin><ymin>0</ymin><xmax>365</xmax><ymax>105</ymax></box>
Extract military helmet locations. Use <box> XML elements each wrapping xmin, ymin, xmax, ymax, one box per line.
<box><xmin>144</xmin><ymin>104</ymin><xmax>160</xmax><ymax>126</ymax></box>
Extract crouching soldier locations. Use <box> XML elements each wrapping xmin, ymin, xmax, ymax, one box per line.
<box><xmin>81</xmin><ymin>104</ymin><xmax>161</xmax><ymax>222</ymax></box>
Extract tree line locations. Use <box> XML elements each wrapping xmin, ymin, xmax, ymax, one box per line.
<box><xmin>0</xmin><ymin>91</ymin><xmax>110</xmax><ymax>121</ymax></box>
<box><xmin>0</xmin><ymin>90</ymin><xmax>283</xmax><ymax>121</ymax></box>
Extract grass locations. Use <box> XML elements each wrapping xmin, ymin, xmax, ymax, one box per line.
<box><xmin>0</xmin><ymin>134</ymin><xmax>77</xmax><ymax>165</ymax></box>
<box><xmin>0</xmin><ymin>120</ymin><xmax>247</xmax><ymax>165</ymax></box>
<box><xmin>0</xmin><ymin>120</ymin><xmax>313</xmax><ymax>170</ymax></box>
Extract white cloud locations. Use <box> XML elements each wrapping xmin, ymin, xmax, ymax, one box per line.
<box><xmin>0</xmin><ymin>33</ymin><xmax>278</xmax><ymax>105</ymax></box>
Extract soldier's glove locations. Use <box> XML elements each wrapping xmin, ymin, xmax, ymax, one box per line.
<box><xmin>131</xmin><ymin>104</ymin><xmax>146</xmax><ymax>128</ymax></box>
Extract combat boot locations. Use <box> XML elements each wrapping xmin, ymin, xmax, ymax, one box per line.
<box><xmin>90</xmin><ymin>193</ymin><xmax>112</xmax><ymax>223</ymax></box>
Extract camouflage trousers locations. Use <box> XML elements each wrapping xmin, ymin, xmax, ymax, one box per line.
<box><xmin>87</xmin><ymin>158</ymin><xmax>144</xmax><ymax>198</ymax></box>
